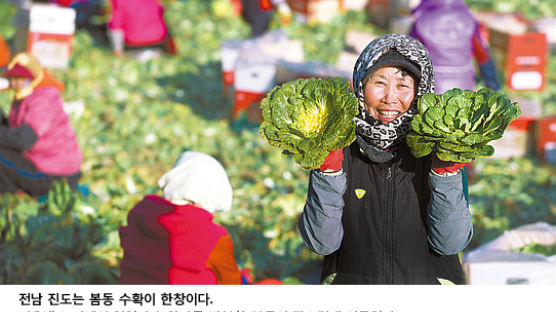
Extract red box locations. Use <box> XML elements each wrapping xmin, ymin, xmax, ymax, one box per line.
<box><xmin>536</xmin><ymin>116</ymin><xmax>556</xmax><ymax>164</ymax></box>
<box><xmin>509</xmin><ymin>116</ymin><xmax>536</xmax><ymax>132</ymax></box>
<box><xmin>27</xmin><ymin>32</ymin><xmax>73</xmax><ymax>69</ymax></box>
<box><xmin>233</xmin><ymin>90</ymin><xmax>266</xmax><ymax>122</ymax></box>
<box><xmin>27</xmin><ymin>4</ymin><xmax>75</xmax><ymax>69</ymax></box>
<box><xmin>489</xmin><ymin>29</ymin><xmax>548</xmax><ymax>91</ymax></box>
<box><xmin>222</xmin><ymin>70</ymin><xmax>234</xmax><ymax>86</ymax></box>
<box><xmin>220</xmin><ymin>39</ymin><xmax>242</xmax><ymax>87</ymax></box>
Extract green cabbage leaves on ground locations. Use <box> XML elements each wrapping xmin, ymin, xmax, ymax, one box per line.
<box><xmin>0</xmin><ymin>0</ymin><xmax>554</xmax><ymax>285</ymax></box>
<box><xmin>260</xmin><ymin>77</ymin><xmax>358</xmax><ymax>170</ymax></box>
<box><xmin>407</xmin><ymin>88</ymin><xmax>522</xmax><ymax>163</ymax></box>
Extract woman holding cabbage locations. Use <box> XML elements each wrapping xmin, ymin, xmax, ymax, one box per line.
<box><xmin>298</xmin><ymin>34</ymin><xmax>472</xmax><ymax>285</ymax></box>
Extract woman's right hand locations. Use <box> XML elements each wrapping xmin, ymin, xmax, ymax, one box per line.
<box><xmin>319</xmin><ymin>149</ymin><xmax>343</xmax><ymax>173</ymax></box>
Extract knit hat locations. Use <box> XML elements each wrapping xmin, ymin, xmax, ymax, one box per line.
<box><xmin>158</xmin><ymin>151</ymin><xmax>233</xmax><ymax>213</ymax></box>
<box><xmin>3</xmin><ymin>53</ymin><xmax>43</xmax><ymax>78</ymax></box>
<box><xmin>362</xmin><ymin>49</ymin><xmax>421</xmax><ymax>84</ymax></box>
<box><xmin>2</xmin><ymin>63</ymin><xmax>35</xmax><ymax>78</ymax></box>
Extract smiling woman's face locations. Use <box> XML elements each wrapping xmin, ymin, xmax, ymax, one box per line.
<box><xmin>9</xmin><ymin>77</ymin><xmax>30</xmax><ymax>91</ymax></box>
<box><xmin>363</xmin><ymin>66</ymin><xmax>416</xmax><ymax>124</ymax></box>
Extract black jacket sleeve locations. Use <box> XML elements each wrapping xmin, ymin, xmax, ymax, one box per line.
<box><xmin>0</xmin><ymin>124</ymin><xmax>38</xmax><ymax>151</ymax></box>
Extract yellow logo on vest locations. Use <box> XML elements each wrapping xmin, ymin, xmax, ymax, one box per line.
<box><xmin>355</xmin><ymin>189</ymin><xmax>366</xmax><ymax>199</ymax></box>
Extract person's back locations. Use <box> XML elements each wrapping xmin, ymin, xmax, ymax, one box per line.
<box><xmin>410</xmin><ymin>0</ymin><xmax>476</xmax><ymax>93</ymax></box>
<box><xmin>109</xmin><ymin>0</ymin><xmax>168</xmax><ymax>46</ymax></box>
<box><xmin>119</xmin><ymin>195</ymin><xmax>239</xmax><ymax>284</ymax></box>
<box><xmin>119</xmin><ymin>151</ymin><xmax>243</xmax><ymax>285</ymax></box>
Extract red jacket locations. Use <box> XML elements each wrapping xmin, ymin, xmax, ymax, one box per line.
<box><xmin>119</xmin><ymin>195</ymin><xmax>242</xmax><ymax>284</ymax></box>
<box><xmin>9</xmin><ymin>78</ymin><xmax>82</xmax><ymax>176</ymax></box>
<box><xmin>108</xmin><ymin>0</ymin><xmax>168</xmax><ymax>46</ymax></box>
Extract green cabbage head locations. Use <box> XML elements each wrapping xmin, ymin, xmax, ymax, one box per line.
<box><xmin>407</xmin><ymin>88</ymin><xmax>521</xmax><ymax>163</ymax></box>
<box><xmin>260</xmin><ymin>77</ymin><xmax>359</xmax><ymax>170</ymax></box>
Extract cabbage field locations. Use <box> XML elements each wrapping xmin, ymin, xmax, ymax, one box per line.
<box><xmin>0</xmin><ymin>0</ymin><xmax>555</xmax><ymax>284</ymax></box>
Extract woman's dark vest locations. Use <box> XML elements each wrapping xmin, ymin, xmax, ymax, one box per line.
<box><xmin>321</xmin><ymin>142</ymin><xmax>464</xmax><ymax>284</ymax></box>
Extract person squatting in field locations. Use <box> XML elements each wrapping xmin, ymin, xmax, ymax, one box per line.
<box><xmin>0</xmin><ymin>53</ymin><xmax>82</xmax><ymax>197</ymax></box>
<box><xmin>107</xmin><ymin>0</ymin><xmax>177</xmax><ymax>56</ymax></box>
<box><xmin>298</xmin><ymin>34</ymin><xmax>473</xmax><ymax>284</ymax></box>
<box><xmin>119</xmin><ymin>151</ymin><xmax>246</xmax><ymax>285</ymax></box>
<box><xmin>409</xmin><ymin>0</ymin><xmax>500</xmax><ymax>93</ymax></box>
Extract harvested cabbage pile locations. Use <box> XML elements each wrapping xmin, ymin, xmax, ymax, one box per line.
<box><xmin>260</xmin><ymin>77</ymin><xmax>359</xmax><ymax>170</ymax></box>
<box><xmin>407</xmin><ymin>88</ymin><xmax>521</xmax><ymax>163</ymax></box>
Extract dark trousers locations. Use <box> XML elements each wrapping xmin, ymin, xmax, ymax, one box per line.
<box><xmin>73</xmin><ymin>0</ymin><xmax>110</xmax><ymax>47</ymax></box>
<box><xmin>0</xmin><ymin>146</ymin><xmax>81</xmax><ymax>198</ymax></box>
<box><xmin>125</xmin><ymin>33</ymin><xmax>178</xmax><ymax>55</ymax></box>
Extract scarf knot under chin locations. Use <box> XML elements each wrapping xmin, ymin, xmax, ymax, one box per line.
<box><xmin>353</xmin><ymin>105</ymin><xmax>417</xmax><ymax>154</ymax></box>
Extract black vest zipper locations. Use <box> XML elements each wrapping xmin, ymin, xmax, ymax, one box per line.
<box><xmin>385</xmin><ymin>165</ymin><xmax>394</xmax><ymax>284</ymax></box>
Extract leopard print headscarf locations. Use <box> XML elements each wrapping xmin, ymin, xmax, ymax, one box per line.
<box><xmin>352</xmin><ymin>34</ymin><xmax>435</xmax><ymax>152</ymax></box>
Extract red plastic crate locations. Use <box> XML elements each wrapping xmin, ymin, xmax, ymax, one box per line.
<box><xmin>233</xmin><ymin>90</ymin><xmax>266</xmax><ymax>120</ymax></box>
<box><xmin>536</xmin><ymin>116</ymin><xmax>556</xmax><ymax>163</ymax></box>
<box><xmin>509</xmin><ymin>116</ymin><xmax>536</xmax><ymax>132</ymax></box>
<box><xmin>489</xmin><ymin>29</ymin><xmax>548</xmax><ymax>91</ymax></box>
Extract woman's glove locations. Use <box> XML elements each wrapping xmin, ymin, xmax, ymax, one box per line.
<box><xmin>431</xmin><ymin>154</ymin><xmax>469</xmax><ymax>176</ymax></box>
<box><xmin>319</xmin><ymin>149</ymin><xmax>343</xmax><ymax>172</ymax></box>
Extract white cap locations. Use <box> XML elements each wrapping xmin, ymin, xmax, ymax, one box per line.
<box><xmin>158</xmin><ymin>151</ymin><xmax>232</xmax><ymax>213</ymax></box>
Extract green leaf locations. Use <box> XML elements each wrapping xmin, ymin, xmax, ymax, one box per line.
<box><xmin>418</xmin><ymin>93</ymin><xmax>437</xmax><ymax>113</ymax></box>
<box><xmin>407</xmin><ymin>133</ymin><xmax>435</xmax><ymax>158</ymax></box>
<box><xmin>407</xmin><ymin>88</ymin><xmax>521</xmax><ymax>162</ymax></box>
<box><xmin>259</xmin><ymin>77</ymin><xmax>358</xmax><ymax>170</ymax></box>
<box><xmin>460</xmin><ymin>133</ymin><xmax>491</xmax><ymax>145</ymax></box>
<box><xmin>424</xmin><ymin>106</ymin><xmax>444</xmax><ymax>127</ymax></box>
<box><xmin>21</xmin><ymin>261</ymin><xmax>69</xmax><ymax>284</ymax></box>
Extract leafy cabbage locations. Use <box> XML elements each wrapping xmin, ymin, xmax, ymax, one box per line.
<box><xmin>407</xmin><ymin>88</ymin><xmax>521</xmax><ymax>163</ymax></box>
<box><xmin>260</xmin><ymin>77</ymin><xmax>359</xmax><ymax>170</ymax></box>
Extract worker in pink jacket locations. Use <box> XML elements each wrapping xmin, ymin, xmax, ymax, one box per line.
<box><xmin>0</xmin><ymin>53</ymin><xmax>82</xmax><ymax>197</ymax></box>
<box><xmin>107</xmin><ymin>0</ymin><xmax>177</xmax><ymax>56</ymax></box>
<box><xmin>409</xmin><ymin>0</ymin><xmax>500</xmax><ymax>93</ymax></box>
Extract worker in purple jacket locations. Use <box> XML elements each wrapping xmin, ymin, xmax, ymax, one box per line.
<box><xmin>409</xmin><ymin>0</ymin><xmax>500</xmax><ymax>93</ymax></box>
